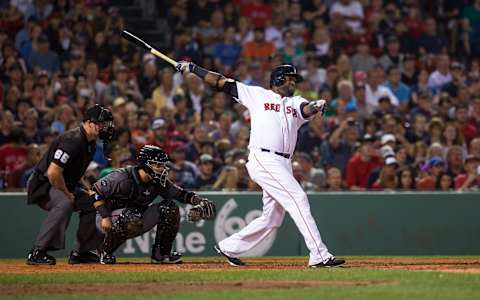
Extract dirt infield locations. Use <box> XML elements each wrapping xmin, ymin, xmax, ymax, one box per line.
<box><xmin>1</xmin><ymin>257</ymin><xmax>480</xmax><ymax>274</ymax></box>
<box><xmin>0</xmin><ymin>280</ymin><xmax>395</xmax><ymax>296</ymax></box>
<box><xmin>1</xmin><ymin>258</ymin><xmax>479</xmax><ymax>296</ymax></box>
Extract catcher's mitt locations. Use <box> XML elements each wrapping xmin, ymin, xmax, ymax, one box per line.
<box><xmin>187</xmin><ymin>198</ymin><xmax>216</xmax><ymax>222</ymax></box>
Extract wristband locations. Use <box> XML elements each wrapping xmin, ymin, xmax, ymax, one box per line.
<box><xmin>97</xmin><ymin>205</ymin><xmax>111</xmax><ymax>218</ymax></box>
<box><xmin>192</xmin><ymin>65</ymin><xmax>208</xmax><ymax>79</ymax></box>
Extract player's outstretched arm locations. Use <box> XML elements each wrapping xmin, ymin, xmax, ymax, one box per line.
<box><xmin>176</xmin><ymin>61</ymin><xmax>238</xmax><ymax>97</ymax></box>
<box><xmin>301</xmin><ymin>99</ymin><xmax>328</xmax><ymax>119</ymax></box>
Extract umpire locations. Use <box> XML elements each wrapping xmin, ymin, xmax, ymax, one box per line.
<box><xmin>89</xmin><ymin>145</ymin><xmax>215</xmax><ymax>264</ymax></box>
<box><xmin>26</xmin><ymin>104</ymin><xmax>114</xmax><ymax>265</ymax></box>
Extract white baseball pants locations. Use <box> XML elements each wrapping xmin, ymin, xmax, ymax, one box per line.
<box><xmin>218</xmin><ymin>149</ymin><xmax>333</xmax><ymax>265</ymax></box>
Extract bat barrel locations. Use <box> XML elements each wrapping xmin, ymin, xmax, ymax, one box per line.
<box><xmin>121</xmin><ymin>29</ymin><xmax>177</xmax><ymax>67</ymax></box>
<box><xmin>121</xmin><ymin>30</ymin><xmax>151</xmax><ymax>51</ymax></box>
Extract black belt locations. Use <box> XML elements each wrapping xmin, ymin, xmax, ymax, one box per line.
<box><xmin>260</xmin><ymin>148</ymin><xmax>290</xmax><ymax>159</ymax></box>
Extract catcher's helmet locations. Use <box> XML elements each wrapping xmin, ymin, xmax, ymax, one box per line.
<box><xmin>270</xmin><ymin>64</ymin><xmax>303</xmax><ymax>87</ymax></box>
<box><xmin>137</xmin><ymin>145</ymin><xmax>170</xmax><ymax>186</ymax></box>
<box><xmin>84</xmin><ymin>104</ymin><xmax>115</xmax><ymax>141</ymax></box>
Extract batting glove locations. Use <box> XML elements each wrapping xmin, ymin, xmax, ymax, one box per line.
<box><xmin>312</xmin><ymin>99</ymin><xmax>328</xmax><ymax>116</ymax></box>
<box><xmin>175</xmin><ymin>61</ymin><xmax>194</xmax><ymax>74</ymax></box>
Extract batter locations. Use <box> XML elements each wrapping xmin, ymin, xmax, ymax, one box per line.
<box><xmin>176</xmin><ymin>61</ymin><xmax>345</xmax><ymax>268</ymax></box>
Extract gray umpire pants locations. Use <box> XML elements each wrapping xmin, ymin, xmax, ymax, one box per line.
<box><xmin>34</xmin><ymin>187</ymin><xmax>102</xmax><ymax>252</ymax></box>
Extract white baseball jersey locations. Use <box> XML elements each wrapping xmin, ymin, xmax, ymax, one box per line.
<box><xmin>218</xmin><ymin>82</ymin><xmax>334</xmax><ymax>266</ymax></box>
<box><xmin>235</xmin><ymin>82</ymin><xmax>311</xmax><ymax>155</ymax></box>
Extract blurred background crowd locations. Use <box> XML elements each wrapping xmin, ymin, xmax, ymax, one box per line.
<box><xmin>1</xmin><ymin>0</ymin><xmax>480</xmax><ymax>192</ymax></box>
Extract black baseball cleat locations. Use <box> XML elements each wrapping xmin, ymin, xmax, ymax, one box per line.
<box><xmin>68</xmin><ymin>250</ymin><xmax>100</xmax><ymax>264</ymax></box>
<box><xmin>100</xmin><ymin>251</ymin><xmax>116</xmax><ymax>264</ymax></box>
<box><xmin>309</xmin><ymin>257</ymin><xmax>346</xmax><ymax>268</ymax></box>
<box><xmin>26</xmin><ymin>249</ymin><xmax>56</xmax><ymax>265</ymax></box>
<box><xmin>214</xmin><ymin>245</ymin><xmax>245</xmax><ymax>266</ymax></box>
<box><xmin>151</xmin><ymin>252</ymin><xmax>183</xmax><ymax>264</ymax></box>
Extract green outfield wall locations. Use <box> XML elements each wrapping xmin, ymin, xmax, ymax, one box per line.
<box><xmin>1</xmin><ymin>192</ymin><xmax>479</xmax><ymax>258</ymax></box>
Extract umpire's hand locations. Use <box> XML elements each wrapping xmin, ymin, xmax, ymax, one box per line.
<box><xmin>101</xmin><ymin>217</ymin><xmax>112</xmax><ymax>232</ymax></box>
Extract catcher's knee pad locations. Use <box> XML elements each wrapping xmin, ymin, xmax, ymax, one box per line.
<box><xmin>113</xmin><ymin>208</ymin><xmax>144</xmax><ymax>239</ymax></box>
<box><xmin>154</xmin><ymin>200</ymin><xmax>180</xmax><ymax>255</ymax></box>
<box><xmin>157</xmin><ymin>200</ymin><xmax>180</xmax><ymax>226</ymax></box>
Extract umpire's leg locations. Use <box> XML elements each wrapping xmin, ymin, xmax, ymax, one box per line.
<box><xmin>34</xmin><ymin>187</ymin><xmax>74</xmax><ymax>251</ymax></box>
<box><xmin>73</xmin><ymin>211</ymin><xmax>104</xmax><ymax>252</ymax></box>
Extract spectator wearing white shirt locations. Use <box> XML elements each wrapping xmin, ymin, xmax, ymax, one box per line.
<box><xmin>265</xmin><ymin>13</ymin><xmax>285</xmax><ymax>49</ymax></box>
<box><xmin>428</xmin><ymin>54</ymin><xmax>452</xmax><ymax>95</ymax></box>
<box><xmin>305</xmin><ymin>27</ymin><xmax>331</xmax><ymax>67</ymax></box>
<box><xmin>351</xmin><ymin>36</ymin><xmax>377</xmax><ymax>73</ymax></box>
<box><xmin>365</xmin><ymin>66</ymin><xmax>399</xmax><ymax>113</ymax></box>
<box><xmin>329</xmin><ymin>0</ymin><xmax>364</xmax><ymax>34</ymax></box>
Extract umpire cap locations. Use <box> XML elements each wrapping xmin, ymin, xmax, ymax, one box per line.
<box><xmin>270</xmin><ymin>64</ymin><xmax>303</xmax><ymax>87</ymax></box>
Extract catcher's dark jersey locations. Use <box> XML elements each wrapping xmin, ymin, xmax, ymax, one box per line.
<box><xmin>93</xmin><ymin>166</ymin><xmax>192</xmax><ymax>216</ymax></box>
<box><xmin>35</xmin><ymin>126</ymin><xmax>96</xmax><ymax>191</ymax></box>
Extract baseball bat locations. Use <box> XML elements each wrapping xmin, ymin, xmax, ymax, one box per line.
<box><xmin>121</xmin><ymin>30</ymin><xmax>177</xmax><ymax>67</ymax></box>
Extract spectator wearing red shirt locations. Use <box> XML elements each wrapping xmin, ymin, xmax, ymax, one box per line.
<box><xmin>455</xmin><ymin>155</ymin><xmax>480</xmax><ymax>191</ymax></box>
<box><xmin>416</xmin><ymin>156</ymin><xmax>445</xmax><ymax>190</ymax></box>
<box><xmin>0</xmin><ymin>127</ymin><xmax>28</xmax><ymax>189</ymax></box>
<box><xmin>346</xmin><ymin>134</ymin><xmax>381</xmax><ymax>190</ymax></box>
<box><xmin>239</xmin><ymin>0</ymin><xmax>272</xmax><ymax>28</ymax></box>
<box><xmin>404</xmin><ymin>5</ymin><xmax>424</xmax><ymax>40</ymax></box>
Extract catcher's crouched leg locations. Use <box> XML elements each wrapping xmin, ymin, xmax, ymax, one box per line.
<box><xmin>100</xmin><ymin>208</ymin><xmax>144</xmax><ymax>264</ymax></box>
<box><xmin>151</xmin><ymin>200</ymin><xmax>182</xmax><ymax>264</ymax></box>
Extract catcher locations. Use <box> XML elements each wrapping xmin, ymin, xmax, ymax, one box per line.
<box><xmin>90</xmin><ymin>145</ymin><xmax>215</xmax><ymax>264</ymax></box>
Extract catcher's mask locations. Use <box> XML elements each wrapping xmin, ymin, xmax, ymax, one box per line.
<box><xmin>270</xmin><ymin>64</ymin><xmax>303</xmax><ymax>88</ymax></box>
<box><xmin>137</xmin><ymin>145</ymin><xmax>170</xmax><ymax>186</ymax></box>
<box><xmin>84</xmin><ymin>104</ymin><xmax>115</xmax><ymax>142</ymax></box>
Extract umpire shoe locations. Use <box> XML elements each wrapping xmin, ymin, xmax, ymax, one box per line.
<box><xmin>26</xmin><ymin>249</ymin><xmax>56</xmax><ymax>265</ymax></box>
<box><xmin>214</xmin><ymin>245</ymin><xmax>245</xmax><ymax>266</ymax></box>
<box><xmin>309</xmin><ymin>257</ymin><xmax>346</xmax><ymax>268</ymax></box>
<box><xmin>68</xmin><ymin>250</ymin><xmax>100</xmax><ymax>264</ymax></box>
<box><xmin>100</xmin><ymin>251</ymin><xmax>116</xmax><ymax>264</ymax></box>
<box><xmin>151</xmin><ymin>252</ymin><xmax>183</xmax><ymax>264</ymax></box>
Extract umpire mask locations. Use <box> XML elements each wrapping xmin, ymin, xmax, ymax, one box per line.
<box><xmin>137</xmin><ymin>145</ymin><xmax>170</xmax><ymax>186</ymax></box>
<box><xmin>84</xmin><ymin>104</ymin><xmax>115</xmax><ymax>142</ymax></box>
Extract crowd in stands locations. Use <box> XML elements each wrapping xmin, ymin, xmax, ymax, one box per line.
<box><xmin>1</xmin><ymin>0</ymin><xmax>480</xmax><ymax>192</ymax></box>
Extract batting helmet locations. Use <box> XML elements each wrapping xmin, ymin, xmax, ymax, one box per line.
<box><xmin>84</xmin><ymin>104</ymin><xmax>115</xmax><ymax>141</ymax></box>
<box><xmin>137</xmin><ymin>145</ymin><xmax>170</xmax><ymax>186</ymax></box>
<box><xmin>270</xmin><ymin>64</ymin><xmax>303</xmax><ymax>87</ymax></box>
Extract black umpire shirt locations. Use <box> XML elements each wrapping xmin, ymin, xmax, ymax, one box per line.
<box><xmin>93</xmin><ymin>166</ymin><xmax>194</xmax><ymax>217</ymax></box>
<box><xmin>35</xmin><ymin>126</ymin><xmax>96</xmax><ymax>192</ymax></box>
